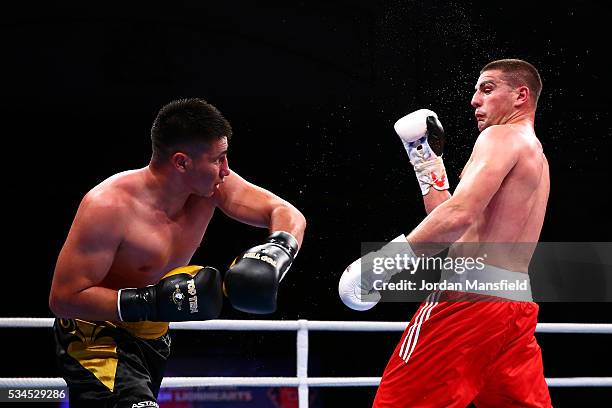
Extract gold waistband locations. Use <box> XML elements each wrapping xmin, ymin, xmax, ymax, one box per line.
<box><xmin>112</xmin><ymin>320</ymin><xmax>169</xmax><ymax>339</ymax></box>
<box><xmin>72</xmin><ymin>319</ymin><xmax>169</xmax><ymax>339</ymax></box>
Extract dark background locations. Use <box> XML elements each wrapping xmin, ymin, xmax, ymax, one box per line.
<box><xmin>2</xmin><ymin>1</ymin><xmax>611</xmax><ymax>406</ymax></box>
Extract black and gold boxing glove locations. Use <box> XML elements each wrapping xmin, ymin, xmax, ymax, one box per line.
<box><xmin>118</xmin><ymin>265</ymin><xmax>222</xmax><ymax>322</ymax></box>
<box><xmin>224</xmin><ymin>231</ymin><xmax>299</xmax><ymax>314</ymax></box>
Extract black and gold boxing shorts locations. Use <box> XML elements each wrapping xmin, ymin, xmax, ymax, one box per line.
<box><xmin>53</xmin><ymin>318</ymin><xmax>171</xmax><ymax>408</ymax></box>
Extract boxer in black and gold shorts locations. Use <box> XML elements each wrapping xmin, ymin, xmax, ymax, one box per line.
<box><xmin>48</xmin><ymin>99</ymin><xmax>306</xmax><ymax>406</ymax></box>
<box><xmin>54</xmin><ymin>319</ymin><xmax>170</xmax><ymax>408</ymax></box>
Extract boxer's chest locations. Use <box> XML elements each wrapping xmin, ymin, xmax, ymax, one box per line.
<box><xmin>105</xmin><ymin>201</ymin><xmax>215</xmax><ymax>287</ymax></box>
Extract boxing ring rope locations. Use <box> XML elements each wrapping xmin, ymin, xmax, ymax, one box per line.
<box><xmin>2</xmin><ymin>319</ymin><xmax>612</xmax><ymax>407</ymax></box>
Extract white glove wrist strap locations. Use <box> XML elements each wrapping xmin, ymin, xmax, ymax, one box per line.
<box><xmin>414</xmin><ymin>156</ymin><xmax>450</xmax><ymax>195</ymax></box>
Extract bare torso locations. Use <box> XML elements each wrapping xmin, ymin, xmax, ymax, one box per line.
<box><xmin>94</xmin><ymin>168</ymin><xmax>216</xmax><ymax>289</ymax></box>
<box><xmin>451</xmin><ymin>124</ymin><xmax>550</xmax><ymax>272</ymax></box>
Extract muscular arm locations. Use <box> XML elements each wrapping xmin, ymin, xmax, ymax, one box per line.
<box><xmin>422</xmin><ymin>153</ymin><xmax>476</xmax><ymax>214</ymax></box>
<box><xmin>215</xmin><ymin>172</ymin><xmax>306</xmax><ymax>246</ymax></box>
<box><xmin>49</xmin><ymin>193</ymin><xmax>124</xmax><ymax>320</ymax></box>
<box><xmin>407</xmin><ymin>127</ymin><xmax>520</xmax><ymax>255</ymax></box>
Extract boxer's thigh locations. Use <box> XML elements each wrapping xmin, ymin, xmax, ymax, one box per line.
<box><xmin>374</xmin><ymin>293</ymin><xmax>515</xmax><ymax>408</ymax></box>
<box><xmin>54</xmin><ymin>319</ymin><xmax>169</xmax><ymax>408</ymax></box>
<box><xmin>473</xmin><ymin>303</ymin><xmax>551</xmax><ymax>408</ymax></box>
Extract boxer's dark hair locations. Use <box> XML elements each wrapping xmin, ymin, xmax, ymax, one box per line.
<box><xmin>151</xmin><ymin>98</ymin><xmax>232</xmax><ymax>162</ymax></box>
<box><xmin>481</xmin><ymin>59</ymin><xmax>542</xmax><ymax>107</ymax></box>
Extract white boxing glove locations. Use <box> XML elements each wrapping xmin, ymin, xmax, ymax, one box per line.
<box><xmin>338</xmin><ymin>258</ymin><xmax>381</xmax><ymax>311</ymax></box>
<box><xmin>338</xmin><ymin>235</ymin><xmax>416</xmax><ymax>311</ymax></box>
<box><xmin>394</xmin><ymin>109</ymin><xmax>450</xmax><ymax>195</ymax></box>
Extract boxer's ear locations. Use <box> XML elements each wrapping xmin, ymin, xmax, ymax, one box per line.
<box><xmin>171</xmin><ymin>151</ymin><xmax>191</xmax><ymax>172</ymax></box>
<box><xmin>514</xmin><ymin>85</ymin><xmax>530</xmax><ymax>107</ymax></box>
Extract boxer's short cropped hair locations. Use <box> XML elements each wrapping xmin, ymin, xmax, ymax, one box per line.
<box><xmin>151</xmin><ymin>98</ymin><xmax>232</xmax><ymax>161</ymax></box>
<box><xmin>481</xmin><ymin>59</ymin><xmax>542</xmax><ymax>106</ymax></box>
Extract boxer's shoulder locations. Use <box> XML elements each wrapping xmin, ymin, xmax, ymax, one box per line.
<box><xmin>476</xmin><ymin>124</ymin><xmax>535</xmax><ymax>153</ymax></box>
<box><xmin>479</xmin><ymin>124</ymin><xmax>515</xmax><ymax>139</ymax></box>
<box><xmin>78</xmin><ymin>179</ymin><xmax>135</xmax><ymax>227</ymax></box>
<box><xmin>474</xmin><ymin>125</ymin><xmax>516</xmax><ymax>153</ymax></box>
<box><xmin>84</xmin><ymin>168</ymin><xmax>147</xmax><ymax>210</ymax></box>
<box><xmin>483</xmin><ymin>123</ymin><xmax>535</xmax><ymax>141</ymax></box>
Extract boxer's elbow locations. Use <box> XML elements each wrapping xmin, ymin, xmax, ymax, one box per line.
<box><xmin>295</xmin><ymin>209</ymin><xmax>307</xmax><ymax>232</ymax></box>
<box><xmin>453</xmin><ymin>212</ymin><xmax>476</xmax><ymax>231</ymax></box>
<box><xmin>48</xmin><ymin>294</ymin><xmax>63</xmax><ymax>317</ymax></box>
<box><xmin>272</xmin><ymin>203</ymin><xmax>307</xmax><ymax>232</ymax></box>
<box><xmin>446</xmin><ymin>204</ymin><xmax>477</xmax><ymax>232</ymax></box>
<box><xmin>48</xmin><ymin>292</ymin><xmax>65</xmax><ymax>317</ymax></box>
<box><xmin>48</xmin><ymin>290</ymin><xmax>74</xmax><ymax>318</ymax></box>
<box><xmin>291</xmin><ymin>207</ymin><xmax>307</xmax><ymax>245</ymax></box>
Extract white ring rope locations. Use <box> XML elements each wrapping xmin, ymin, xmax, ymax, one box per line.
<box><xmin>1</xmin><ymin>318</ymin><xmax>611</xmax><ymax>396</ymax></box>
<box><xmin>1</xmin><ymin>377</ymin><xmax>612</xmax><ymax>388</ymax></box>
<box><xmin>2</xmin><ymin>318</ymin><xmax>612</xmax><ymax>333</ymax></box>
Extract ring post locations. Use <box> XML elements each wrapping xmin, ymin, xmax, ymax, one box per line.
<box><xmin>297</xmin><ymin>319</ymin><xmax>309</xmax><ymax>407</ymax></box>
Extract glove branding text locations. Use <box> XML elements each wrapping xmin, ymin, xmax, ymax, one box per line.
<box><xmin>187</xmin><ymin>279</ymin><xmax>199</xmax><ymax>314</ymax></box>
<box><xmin>243</xmin><ymin>252</ymin><xmax>278</xmax><ymax>267</ymax></box>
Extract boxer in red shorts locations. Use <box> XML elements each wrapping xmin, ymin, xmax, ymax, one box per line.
<box><xmin>339</xmin><ymin>59</ymin><xmax>552</xmax><ymax>407</ymax></box>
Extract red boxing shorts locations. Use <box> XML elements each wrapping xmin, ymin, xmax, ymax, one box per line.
<box><xmin>373</xmin><ymin>291</ymin><xmax>552</xmax><ymax>408</ymax></box>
